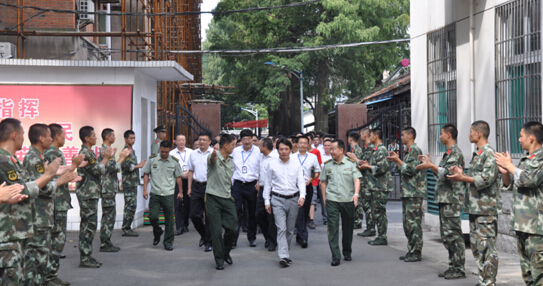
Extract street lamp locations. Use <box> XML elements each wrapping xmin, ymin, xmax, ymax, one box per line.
<box><xmin>264</xmin><ymin>62</ymin><xmax>303</xmax><ymax>133</ymax></box>
<box><xmin>241</xmin><ymin>107</ymin><xmax>258</xmax><ymax>134</ymax></box>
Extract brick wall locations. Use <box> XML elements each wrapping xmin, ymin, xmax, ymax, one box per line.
<box><xmin>0</xmin><ymin>0</ymin><xmax>76</xmax><ymax>30</ymax></box>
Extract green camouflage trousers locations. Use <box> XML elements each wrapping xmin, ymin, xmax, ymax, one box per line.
<box><xmin>122</xmin><ymin>188</ymin><xmax>138</xmax><ymax>233</ymax></box>
<box><xmin>45</xmin><ymin>211</ymin><xmax>68</xmax><ymax>282</ymax></box>
<box><xmin>362</xmin><ymin>188</ymin><xmax>375</xmax><ymax>231</ymax></box>
<box><xmin>469</xmin><ymin>215</ymin><xmax>498</xmax><ymax>286</ymax></box>
<box><xmin>516</xmin><ymin>231</ymin><xmax>543</xmax><ymax>286</ymax></box>
<box><xmin>78</xmin><ymin>198</ymin><xmax>98</xmax><ymax>261</ymax></box>
<box><xmin>24</xmin><ymin>227</ymin><xmax>51</xmax><ymax>285</ymax></box>
<box><xmin>402</xmin><ymin>197</ymin><xmax>423</xmax><ymax>257</ymax></box>
<box><xmin>0</xmin><ymin>240</ymin><xmax>23</xmax><ymax>286</ymax></box>
<box><xmin>100</xmin><ymin>196</ymin><xmax>116</xmax><ymax>246</ymax></box>
<box><xmin>439</xmin><ymin>203</ymin><xmax>465</xmax><ymax>273</ymax></box>
<box><xmin>372</xmin><ymin>191</ymin><xmax>388</xmax><ymax>240</ymax></box>
<box><xmin>354</xmin><ymin>189</ymin><xmax>364</xmax><ymax>227</ymax></box>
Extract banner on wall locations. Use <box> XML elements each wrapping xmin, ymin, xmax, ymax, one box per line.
<box><xmin>0</xmin><ymin>84</ymin><xmax>133</xmax><ymax>167</ymax></box>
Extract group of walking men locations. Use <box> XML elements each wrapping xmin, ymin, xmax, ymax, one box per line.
<box><xmin>2</xmin><ymin>117</ymin><xmax>543</xmax><ymax>286</ymax></box>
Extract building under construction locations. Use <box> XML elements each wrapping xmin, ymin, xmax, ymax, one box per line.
<box><xmin>0</xmin><ymin>0</ymin><xmax>226</xmax><ymax>138</ymax></box>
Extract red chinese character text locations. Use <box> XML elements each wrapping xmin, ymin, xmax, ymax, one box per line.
<box><xmin>93</xmin><ymin>146</ymin><xmax>102</xmax><ymax>158</ymax></box>
<box><xmin>62</xmin><ymin>146</ymin><xmax>80</xmax><ymax>165</ymax></box>
<box><xmin>0</xmin><ymin>98</ymin><xmax>14</xmax><ymax>119</ymax></box>
<box><xmin>18</xmin><ymin>98</ymin><xmax>40</xmax><ymax>119</ymax></box>
<box><xmin>15</xmin><ymin>146</ymin><xmax>30</xmax><ymax>161</ymax></box>
<box><xmin>58</xmin><ymin>122</ymin><xmax>74</xmax><ymax>142</ymax></box>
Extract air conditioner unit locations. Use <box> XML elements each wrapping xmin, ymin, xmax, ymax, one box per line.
<box><xmin>0</xmin><ymin>42</ymin><xmax>16</xmax><ymax>59</ymax></box>
<box><xmin>79</xmin><ymin>0</ymin><xmax>95</xmax><ymax>23</ymax></box>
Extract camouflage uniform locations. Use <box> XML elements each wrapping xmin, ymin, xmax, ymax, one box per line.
<box><xmin>98</xmin><ymin>144</ymin><xmax>120</xmax><ymax>249</ymax></box>
<box><xmin>466</xmin><ymin>143</ymin><xmax>500</xmax><ymax>286</ymax></box>
<box><xmin>399</xmin><ymin>143</ymin><xmax>426</xmax><ymax>260</ymax></box>
<box><xmin>76</xmin><ymin>145</ymin><xmax>106</xmax><ymax>265</ymax></box>
<box><xmin>351</xmin><ymin>144</ymin><xmax>364</xmax><ymax>228</ymax></box>
<box><xmin>0</xmin><ymin>148</ymin><xmax>39</xmax><ymax>286</ymax></box>
<box><xmin>150</xmin><ymin>138</ymin><xmax>162</xmax><ymax>157</ymax></box>
<box><xmin>43</xmin><ymin>145</ymin><xmax>72</xmax><ymax>283</ymax></box>
<box><xmin>367</xmin><ymin>143</ymin><xmax>391</xmax><ymax>241</ymax></box>
<box><xmin>23</xmin><ymin>146</ymin><xmax>57</xmax><ymax>286</ymax></box>
<box><xmin>121</xmin><ymin>145</ymin><xmax>140</xmax><ymax>235</ymax></box>
<box><xmin>502</xmin><ymin>147</ymin><xmax>543</xmax><ymax>286</ymax></box>
<box><xmin>360</xmin><ymin>143</ymin><xmax>376</xmax><ymax>234</ymax></box>
<box><xmin>434</xmin><ymin>144</ymin><xmax>466</xmax><ymax>275</ymax></box>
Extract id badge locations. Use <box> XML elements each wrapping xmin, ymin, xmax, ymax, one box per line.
<box><xmin>182</xmin><ymin>165</ymin><xmax>188</xmax><ymax>172</ymax></box>
<box><xmin>242</xmin><ymin>166</ymin><xmax>247</xmax><ymax>174</ymax></box>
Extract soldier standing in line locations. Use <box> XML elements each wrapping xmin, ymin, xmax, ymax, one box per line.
<box><xmin>320</xmin><ymin>139</ymin><xmax>361</xmax><ymax>266</ymax></box>
<box><xmin>495</xmin><ymin>121</ymin><xmax>543</xmax><ymax>286</ymax></box>
<box><xmin>346</xmin><ymin>131</ymin><xmax>363</xmax><ymax>230</ymax></box>
<box><xmin>76</xmin><ymin>126</ymin><xmax>115</xmax><ymax>268</ymax></box>
<box><xmin>416</xmin><ymin>124</ymin><xmax>466</xmax><ymax>280</ymax></box>
<box><xmin>23</xmin><ymin>124</ymin><xmax>79</xmax><ymax>286</ymax></box>
<box><xmin>357</xmin><ymin>128</ymin><xmax>376</xmax><ymax>238</ymax></box>
<box><xmin>447</xmin><ymin>121</ymin><xmax>500</xmax><ymax>286</ymax></box>
<box><xmin>121</xmin><ymin>130</ymin><xmax>146</xmax><ymax>237</ymax></box>
<box><xmin>150</xmin><ymin>125</ymin><xmax>167</xmax><ymax>157</ymax></box>
<box><xmin>0</xmin><ymin>118</ymin><xmax>63</xmax><ymax>285</ymax></box>
<box><xmin>359</xmin><ymin>128</ymin><xmax>391</xmax><ymax>246</ymax></box>
<box><xmin>98</xmin><ymin>128</ymin><xmax>130</xmax><ymax>253</ymax></box>
<box><xmin>43</xmin><ymin>123</ymin><xmax>86</xmax><ymax>286</ymax></box>
<box><xmin>387</xmin><ymin>127</ymin><xmax>425</xmax><ymax>263</ymax></box>
<box><xmin>142</xmin><ymin>140</ymin><xmax>183</xmax><ymax>251</ymax></box>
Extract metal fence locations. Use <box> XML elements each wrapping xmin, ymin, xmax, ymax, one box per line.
<box><xmin>495</xmin><ymin>0</ymin><xmax>542</xmax><ymax>157</ymax></box>
<box><xmin>427</xmin><ymin>24</ymin><xmax>457</xmax><ymax>156</ymax></box>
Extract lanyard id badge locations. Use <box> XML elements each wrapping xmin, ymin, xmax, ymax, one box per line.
<box><xmin>242</xmin><ymin>166</ymin><xmax>248</xmax><ymax>174</ymax></box>
<box><xmin>182</xmin><ymin>165</ymin><xmax>188</xmax><ymax>172</ymax></box>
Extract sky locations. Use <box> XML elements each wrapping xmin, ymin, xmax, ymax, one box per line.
<box><xmin>201</xmin><ymin>0</ymin><xmax>221</xmax><ymax>42</ymax></box>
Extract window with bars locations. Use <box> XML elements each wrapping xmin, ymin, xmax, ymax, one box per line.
<box><xmin>496</xmin><ymin>0</ymin><xmax>542</xmax><ymax>158</ymax></box>
<box><xmin>427</xmin><ymin>24</ymin><xmax>457</xmax><ymax>156</ymax></box>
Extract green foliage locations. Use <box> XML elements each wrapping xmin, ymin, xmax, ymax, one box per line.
<box><xmin>202</xmin><ymin>0</ymin><xmax>409</xmax><ymax>127</ymax></box>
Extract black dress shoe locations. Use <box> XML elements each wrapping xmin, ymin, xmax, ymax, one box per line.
<box><xmin>164</xmin><ymin>245</ymin><xmax>173</xmax><ymax>251</ymax></box>
<box><xmin>175</xmin><ymin>229</ymin><xmax>184</xmax><ymax>236</ymax></box>
<box><xmin>60</xmin><ymin>255</ymin><xmax>66</xmax><ymax>259</ymax></box>
<box><xmin>225</xmin><ymin>255</ymin><xmax>233</xmax><ymax>265</ymax></box>
<box><xmin>183</xmin><ymin>227</ymin><xmax>190</xmax><ymax>232</ymax></box>
<box><xmin>268</xmin><ymin>244</ymin><xmax>276</xmax><ymax>252</ymax></box>
<box><xmin>231</xmin><ymin>241</ymin><xmax>237</xmax><ymax>249</ymax></box>
<box><xmin>265</xmin><ymin>240</ymin><xmax>270</xmax><ymax>248</ymax></box>
<box><xmin>331</xmin><ymin>259</ymin><xmax>341</xmax><ymax>266</ymax></box>
<box><xmin>216</xmin><ymin>264</ymin><xmax>224</xmax><ymax>270</ymax></box>
<box><xmin>344</xmin><ymin>256</ymin><xmax>352</xmax><ymax>261</ymax></box>
<box><xmin>205</xmin><ymin>245</ymin><xmax>213</xmax><ymax>252</ymax></box>
<box><xmin>153</xmin><ymin>230</ymin><xmax>163</xmax><ymax>246</ymax></box>
<box><xmin>301</xmin><ymin>240</ymin><xmax>308</xmax><ymax>248</ymax></box>
<box><xmin>249</xmin><ymin>240</ymin><xmax>257</xmax><ymax>247</ymax></box>
<box><xmin>199</xmin><ymin>238</ymin><xmax>205</xmax><ymax>247</ymax></box>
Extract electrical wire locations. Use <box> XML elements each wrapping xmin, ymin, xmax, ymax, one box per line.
<box><xmin>0</xmin><ymin>11</ymin><xmax>47</xmax><ymax>35</ymax></box>
<box><xmin>0</xmin><ymin>0</ymin><xmax>323</xmax><ymax>17</ymax></box>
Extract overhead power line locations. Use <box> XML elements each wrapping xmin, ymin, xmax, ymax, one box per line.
<box><xmin>0</xmin><ymin>0</ymin><xmax>323</xmax><ymax>17</ymax></box>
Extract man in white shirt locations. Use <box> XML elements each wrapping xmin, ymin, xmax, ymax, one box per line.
<box><xmin>264</xmin><ymin>138</ymin><xmax>305</xmax><ymax>267</ymax></box>
<box><xmin>169</xmin><ymin>134</ymin><xmax>192</xmax><ymax>236</ymax></box>
<box><xmin>231</xmin><ymin>130</ymin><xmax>261</xmax><ymax>247</ymax></box>
<box><xmin>186</xmin><ymin>132</ymin><xmax>213</xmax><ymax>252</ymax></box>
<box><xmin>256</xmin><ymin>138</ymin><xmax>278</xmax><ymax>252</ymax></box>
<box><xmin>294</xmin><ymin>135</ymin><xmax>321</xmax><ymax>248</ymax></box>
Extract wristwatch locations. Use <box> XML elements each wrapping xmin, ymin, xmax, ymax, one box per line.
<box><xmin>354</xmin><ymin>193</ymin><xmax>359</xmax><ymax>197</ymax></box>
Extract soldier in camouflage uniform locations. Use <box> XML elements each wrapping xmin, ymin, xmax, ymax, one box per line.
<box><xmin>150</xmin><ymin>125</ymin><xmax>167</xmax><ymax>157</ymax></box>
<box><xmin>76</xmin><ymin>126</ymin><xmax>114</xmax><ymax>268</ymax></box>
<box><xmin>359</xmin><ymin>128</ymin><xmax>391</xmax><ymax>245</ymax></box>
<box><xmin>495</xmin><ymin>121</ymin><xmax>543</xmax><ymax>286</ymax></box>
<box><xmin>121</xmin><ymin>130</ymin><xmax>146</xmax><ymax>237</ymax></box>
<box><xmin>98</xmin><ymin>129</ymin><xmax>130</xmax><ymax>252</ymax></box>
<box><xmin>346</xmin><ymin>131</ymin><xmax>364</xmax><ymax>229</ymax></box>
<box><xmin>43</xmin><ymin>124</ymin><xmax>86</xmax><ymax>286</ymax></box>
<box><xmin>447</xmin><ymin>121</ymin><xmax>501</xmax><ymax>286</ymax></box>
<box><xmin>0</xmin><ymin>118</ymin><xmax>60</xmax><ymax>285</ymax></box>
<box><xmin>388</xmin><ymin>127</ymin><xmax>426</xmax><ymax>262</ymax></box>
<box><xmin>416</xmin><ymin>124</ymin><xmax>466</xmax><ymax>279</ymax></box>
<box><xmin>357</xmin><ymin>129</ymin><xmax>376</xmax><ymax>237</ymax></box>
<box><xmin>23</xmin><ymin>124</ymin><xmax>78</xmax><ymax>286</ymax></box>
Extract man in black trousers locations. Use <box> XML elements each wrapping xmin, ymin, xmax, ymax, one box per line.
<box><xmin>256</xmin><ymin>138</ymin><xmax>278</xmax><ymax>251</ymax></box>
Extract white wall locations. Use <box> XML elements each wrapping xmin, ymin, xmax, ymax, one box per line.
<box><xmin>0</xmin><ymin>65</ymin><xmax>158</xmax><ymax>231</ymax></box>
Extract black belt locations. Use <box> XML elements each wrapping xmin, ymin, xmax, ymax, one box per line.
<box><xmin>193</xmin><ymin>181</ymin><xmax>207</xmax><ymax>186</ymax></box>
<box><xmin>234</xmin><ymin>179</ymin><xmax>257</xmax><ymax>185</ymax></box>
<box><xmin>272</xmin><ymin>192</ymin><xmax>299</xmax><ymax>199</ymax></box>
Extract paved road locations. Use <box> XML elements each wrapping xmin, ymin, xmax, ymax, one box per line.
<box><xmin>58</xmin><ymin>201</ymin><xmax>524</xmax><ymax>285</ymax></box>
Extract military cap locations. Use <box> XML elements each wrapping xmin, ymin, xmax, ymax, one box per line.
<box><xmin>153</xmin><ymin>125</ymin><xmax>167</xmax><ymax>133</ymax></box>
